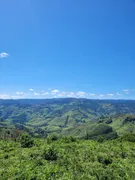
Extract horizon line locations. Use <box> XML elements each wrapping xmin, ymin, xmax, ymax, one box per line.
<box><xmin>0</xmin><ymin>98</ymin><xmax>135</xmax><ymax>101</ymax></box>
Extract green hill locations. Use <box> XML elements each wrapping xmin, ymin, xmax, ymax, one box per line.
<box><xmin>1</xmin><ymin>98</ymin><xmax>135</xmax><ymax>137</ymax></box>
<box><xmin>64</xmin><ymin>114</ymin><xmax>135</xmax><ymax>139</ymax></box>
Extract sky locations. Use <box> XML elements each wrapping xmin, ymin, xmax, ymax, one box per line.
<box><xmin>0</xmin><ymin>0</ymin><xmax>135</xmax><ymax>99</ymax></box>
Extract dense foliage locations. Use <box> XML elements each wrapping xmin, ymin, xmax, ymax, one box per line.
<box><xmin>1</xmin><ymin>136</ymin><xmax>135</xmax><ymax>179</ymax></box>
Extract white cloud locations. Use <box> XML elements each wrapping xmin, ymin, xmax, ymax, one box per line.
<box><xmin>0</xmin><ymin>94</ymin><xmax>10</xmax><ymax>99</ymax></box>
<box><xmin>42</xmin><ymin>92</ymin><xmax>49</xmax><ymax>95</ymax></box>
<box><xmin>34</xmin><ymin>92</ymin><xmax>40</xmax><ymax>96</ymax></box>
<box><xmin>122</xmin><ymin>89</ymin><xmax>134</xmax><ymax>94</ymax></box>
<box><xmin>29</xmin><ymin>88</ymin><xmax>34</xmax><ymax>92</ymax></box>
<box><xmin>66</xmin><ymin>92</ymin><xmax>76</xmax><ymax>97</ymax></box>
<box><xmin>76</xmin><ymin>91</ymin><xmax>86</xmax><ymax>97</ymax></box>
<box><xmin>11</xmin><ymin>95</ymin><xmax>25</xmax><ymax>99</ymax></box>
<box><xmin>56</xmin><ymin>92</ymin><xmax>77</xmax><ymax>98</ymax></box>
<box><xmin>51</xmin><ymin>89</ymin><xmax>60</xmax><ymax>93</ymax></box>
<box><xmin>58</xmin><ymin>93</ymin><xmax>65</xmax><ymax>97</ymax></box>
<box><xmin>57</xmin><ymin>92</ymin><xmax>67</xmax><ymax>97</ymax></box>
<box><xmin>0</xmin><ymin>52</ymin><xmax>9</xmax><ymax>58</ymax></box>
<box><xmin>16</xmin><ymin>92</ymin><xmax>24</xmax><ymax>95</ymax></box>
<box><xmin>107</xmin><ymin>94</ymin><xmax>114</xmax><ymax>97</ymax></box>
<box><xmin>70</xmin><ymin>92</ymin><xmax>75</xmax><ymax>95</ymax></box>
<box><xmin>61</xmin><ymin>92</ymin><xmax>66</xmax><ymax>95</ymax></box>
<box><xmin>116</xmin><ymin>92</ymin><xmax>121</xmax><ymax>96</ymax></box>
<box><xmin>99</xmin><ymin>94</ymin><xmax>104</xmax><ymax>97</ymax></box>
<box><xmin>89</xmin><ymin>93</ymin><xmax>95</xmax><ymax>96</ymax></box>
<box><xmin>122</xmin><ymin>89</ymin><xmax>130</xmax><ymax>94</ymax></box>
<box><xmin>1</xmin><ymin>88</ymin><xmax>134</xmax><ymax>99</ymax></box>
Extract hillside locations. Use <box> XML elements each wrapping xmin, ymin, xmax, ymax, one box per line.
<box><xmin>1</xmin><ymin>98</ymin><xmax>135</xmax><ymax>138</ymax></box>
<box><xmin>63</xmin><ymin>114</ymin><xmax>135</xmax><ymax>139</ymax></box>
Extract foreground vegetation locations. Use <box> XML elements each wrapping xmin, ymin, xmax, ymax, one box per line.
<box><xmin>1</xmin><ymin>134</ymin><xmax>135</xmax><ymax>180</ymax></box>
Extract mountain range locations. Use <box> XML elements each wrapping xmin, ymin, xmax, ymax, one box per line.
<box><xmin>0</xmin><ymin>98</ymin><xmax>135</xmax><ymax>139</ymax></box>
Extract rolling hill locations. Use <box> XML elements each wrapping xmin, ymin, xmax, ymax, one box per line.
<box><xmin>1</xmin><ymin>98</ymin><xmax>135</xmax><ymax>138</ymax></box>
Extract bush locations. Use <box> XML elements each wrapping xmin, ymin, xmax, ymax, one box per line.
<box><xmin>46</xmin><ymin>133</ymin><xmax>61</xmax><ymax>144</ymax></box>
<box><xmin>97</xmin><ymin>136</ymin><xmax>104</xmax><ymax>143</ymax></box>
<box><xmin>49</xmin><ymin>134</ymin><xmax>60</xmax><ymax>141</ymax></box>
<box><xmin>104</xmin><ymin>131</ymin><xmax>118</xmax><ymax>140</ymax></box>
<box><xmin>98</xmin><ymin>155</ymin><xmax>112</xmax><ymax>165</ymax></box>
<box><xmin>60</xmin><ymin>136</ymin><xmax>77</xmax><ymax>143</ymax></box>
<box><xmin>20</xmin><ymin>134</ymin><xmax>34</xmax><ymax>148</ymax></box>
<box><xmin>43</xmin><ymin>146</ymin><xmax>58</xmax><ymax>161</ymax></box>
<box><xmin>123</xmin><ymin>115</ymin><xmax>135</xmax><ymax>125</ymax></box>
<box><xmin>105</xmin><ymin>118</ymin><xmax>113</xmax><ymax>124</ymax></box>
<box><xmin>121</xmin><ymin>133</ymin><xmax>135</xmax><ymax>142</ymax></box>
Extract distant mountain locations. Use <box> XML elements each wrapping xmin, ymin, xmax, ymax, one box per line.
<box><xmin>0</xmin><ymin>98</ymin><xmax>135</xmax><ymax>137</ymax></box>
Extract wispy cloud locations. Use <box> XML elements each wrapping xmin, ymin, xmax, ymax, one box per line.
<box><xmin>99</xmin><ymin>94</ymin><xmax>104</xmax><ymax>97</ymax></box>
<box><xmin>42</xmin><ymin>92</ymin><xmax>49</xmax><ymax>95</ymax></box>
<box><xmin>89</xmin><ymin>93</ymin><xmax>96</xmax><ymax>96</ymax></box>
<box><xmin>0</xmin><ymin>94</ymin><xmax>10</xmax><ymax>99</ymax></box>
<box><xmin>34</xmin><ymin>92</ymin><xmax>40</xmax><ymax>96</ymax></box>
<box><xmin>11</xmin><ymin>95</ymin><xmax>25</xmax><ymax>99</ymax></box>
<box><xmin>51</xmin><ymin>89</ymin><xmax>60</xmax><ymax>93</ymax></box>
<box><xmin>16</xmin><ymin>92</ymin><xmax>24</xmax><ymax>95</ymax></box>
<box><xmin>107</xmin><ymin>94</ymin><xmax>114</xmax><ymax>97</ymax></box>
<box><xmin>76</xmin><ymin>91</ymin><xmax>86</xmax><ymax>97</ymax></box>
<box><xmin>29</xmin><ymin>88</ymin><xmax>34</xmax><ymax>92</ymax></box>
<box><xmin>122</xmin><ymin>89</ymin><xmax>134</xmax><ymax>94</ymax></box>
<box><xmin>67</xmin><ymin>92</ymin><xmax>76</xmax><ymax>97</ymax></box>
<box><xmin>57</xmin><ymin>92</ymin><xmax>66</xmax><ymax>97</ymax></box>
<box><xmin>1</xmin><ymin>88</ymin><xmax>135</xmax><ymax>99</ymax></box>
<box><xmin>123</xmin><ymin>89</ymin><xmax>130</xmax><ymax>94</ymax></box>
<box><xmin>0</xmin><ymin>52</ymin><xmax>9</xmax><ymax>58</ymax></box>
<box><xmin>116</xmin><ymin>92</ymin><xmax>121</xmax><ymax>96</ymax></box>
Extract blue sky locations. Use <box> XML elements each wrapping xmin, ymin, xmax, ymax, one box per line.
<box><xmin>0</xmin><ymin>0</ymin><xmax>135</xmax><ymax>99</ymax></box>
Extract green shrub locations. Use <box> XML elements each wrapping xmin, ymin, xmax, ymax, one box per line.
<box><xmin>49</xmin><ymin>134</ymin><xmax>60</xmax><ymax>141</ymax></box>
<box><xmin>20</xmin><ymin>134</ymin><xmax>34</xmax><ymax>148</ymax></box>
<box><xmin>60</xmin><ymin>136</ymin><xmax>77</xmax><ymax>143</ymax></box>
<box><xmin>46</xmin><ymin>134</ymin><xmax>60</xmax><ymax>144</ymax></box>
<box><xmin>4</xmin><ymin>154</ymin><xmax>9</xmax><ymax>159</ymax></box>
<box><xmin>123</xmin><ymin>115</ymin><xmax>135</xmax><ymax>125</ymax></box>
<box><xmin>121</xmin><ymin>133</ymin><xmax>135</xmax><ymax>142</ymax></box>
<box><xmin>97</xmin><ymin>136</ymin><xmax>104</xmax><ymax>143</ymax></box>
<box><xmin>98</xmin><ymin>155</ymin><xmax>112</xmax><ymax>165</ymax></box>
<box><xmin>105</xmin><ymin>118</ymin><xmax>113</xmax><ymax>124</ymax></box>
<box><xmin>43</xmin><ymin>146</ymin><xmax>58</xmax><ymax>161</ymax></box>
<box><xmin>104</xmin><ymin>131</ymin><xmax>118</xmax><ymax>140</ymax></box>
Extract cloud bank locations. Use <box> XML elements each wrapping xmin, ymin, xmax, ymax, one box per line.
<box><xmin>0</xmin><ymin>88</ymin><xmax>134</xmax><ymax>99</ymax></box>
